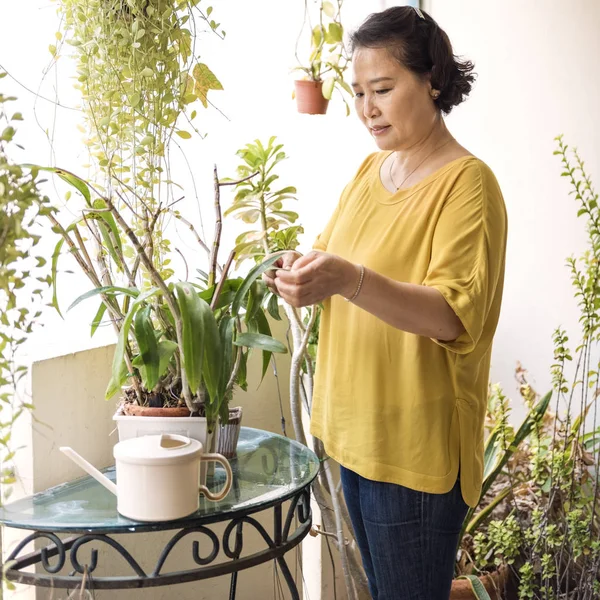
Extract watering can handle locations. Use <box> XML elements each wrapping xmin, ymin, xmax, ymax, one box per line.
<box><xmin>199</xmin><ymin>453</ymin><xmax>233</xmax><ymax>501</ymax></box>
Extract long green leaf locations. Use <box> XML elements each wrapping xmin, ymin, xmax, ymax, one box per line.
<box><xmin>132</xmin><ymin>339</ymin><xmax>178</xmax><ymax>380</ymax></box>
<box><xmin>266</xmin><ymin>292</ymin><xmax>282</xmax><ymax>321</ymax></box>
<box><xmin>68</xmin><ymin>286</ymin><xmax>139</xmax><ymax>313</ymax></box>
<box><xmin>232</xmin><ymin>253</ymin><xmax>286</xmax><ymax>316</ymax></box>
<box><xmin>175</xmin><ymin>282</ymin><xmax>206</xmax><ymax>396</ymax></box>
<box><xmin>93</xmin><ymin>198</ymin><xmax>123</xmax><ymax>266</ymax></box>
<box><xmin>465</xmin><ymin>486</ymin><xmax>511</xmax><ymax>535</ymax></box>
<box><xmin>106</xmin><ymin>287</ymin><xmax>160</xmax><ymax>399</ymax></box>
<box><xmin>201</xmin><ymin>310</ymin><xmax>222</xmax><ymax>406</ymax></box>
<box><xmin>90</xmin><ymin>302</ymin><xmax>107</xmax><ymax>337</ymax></box>
<box><xmin>234</xmin><ymin>332</ymin><xmax>287</xmax><ymax>354</ymax></box>
<box><xmin>245</xmin><ymin>280</ymin><xmax>266</xmax><ymax>323</ymax></box>
<box><xmin>252</xmin><ymin>308</ymin><xmax>275</xmax><ymax>381</ymax></box>
<box><xmin>480</xmin><ymin>391</ymin><xmax>552</xmax><ymax>498</ymax></box>
<box><xmin>456</xmin><ymin>576</ymin><xmax>492</xmax><ymax>600</ymax></box>
<box><xmin>134</xmin><ymin>306</ymin><xmax>160</xmax><ymax>390</ymax></box>
<box><xmin>50</xmin><ymin>238</ymin><xmax>65</xmax><ymax>318</ymax></box>
<box><xmin>482</xmin><ymin>429</ymin><xmax>501</xmax><ymax>481</ymax></box>
<box><xmin>157</xmin><ymin>340</ymin><xmax>178</xmax><ymax>378</ymax></box>
<box><xmin>105</xmin><ymin>361</ymin><xmax>130</xmax><ymax>400</ymax></box>
<box><xmin>24</xmin><ymin>165</ymin><xmax>92</xmax><ymax>207</ymax></box>
<box><xmin>218</xmin><ymin>316</ymin><xmax>235</xmax><ymax>402</ymax></box>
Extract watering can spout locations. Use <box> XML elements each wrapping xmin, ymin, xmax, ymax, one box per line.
<box><xmin>60</xmin><ymin>447</ymin><xmax>118</xmax><ymax>496</ymax></box>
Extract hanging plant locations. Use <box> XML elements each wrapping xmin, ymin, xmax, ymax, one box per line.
<box><xmin>56</xmin><ymin>0</ymin><xmax>224</xmax><ymax>281</ymax></box>
<box><xmin>293</xmin><ymin>0</ymin><xmax>352</xmax><ymax>115</ymax></box>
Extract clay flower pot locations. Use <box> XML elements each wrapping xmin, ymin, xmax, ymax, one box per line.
<box><xmin>122</xmin><ymin>404</ymin><xmax>192</xmax><ymax>418</ymax></box>
<box><xmin>451</xmin><ymin>566</ymin><xmax>512</xmax><ymax>600</ymax></box>
<box><xmin>294</xmin><ymin>80</ymin><xmax>329</xmax><ymax>115</ymax></box>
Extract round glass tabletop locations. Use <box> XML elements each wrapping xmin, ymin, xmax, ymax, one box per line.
<box><xmin>0</xmin><ymin>427</ymin><xmax>319</xmax><ymax>534</ymax></box>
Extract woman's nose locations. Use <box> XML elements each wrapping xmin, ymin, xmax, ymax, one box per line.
<box><xmin>363</xmin><ymin>94</ymin><xmax>380</xmax><ymax>119</ymax></box>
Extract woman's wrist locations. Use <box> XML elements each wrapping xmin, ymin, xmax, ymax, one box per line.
<box><xmin>340</xmin><ymin>261</ymin><xmax>365</xmax><ymax>301</ymax></box>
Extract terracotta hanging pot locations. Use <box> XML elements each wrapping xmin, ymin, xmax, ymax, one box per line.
<box><xmin>294</xmin><ymin>80</ymin><xmax>329</xmax><ymax>115</ymax></box>
<box><xmin>451</xmin><ymin>566</ymin><xmax>512</xmax><ymax>600</ymax></box>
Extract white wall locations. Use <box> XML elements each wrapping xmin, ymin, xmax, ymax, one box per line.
<box><xmin>425</xmin><ymin>0</ymin><xmax>600</xmax><ymax>413</ymax></box>
<box><xmin>4</xmin><ymin>0</ymin><xmax>598</xmax><ymax>415</ymax></box>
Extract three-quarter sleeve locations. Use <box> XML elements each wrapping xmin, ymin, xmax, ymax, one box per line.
<box><xmin>423</xmin><ymin>163</ymin><xmax>507</xmax><ymax>354</ymax></box>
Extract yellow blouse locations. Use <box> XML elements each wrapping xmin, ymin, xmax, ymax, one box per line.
<box><xmin>310</xmin><ymin>152</ymin><xmax>507</xmax><ymax>507</ymax></box>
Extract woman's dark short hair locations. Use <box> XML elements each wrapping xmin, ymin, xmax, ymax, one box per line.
<box><xmin>350</xmin><ymin>6</ymin><xmax>475</xmax><ymax>115</ymax></box>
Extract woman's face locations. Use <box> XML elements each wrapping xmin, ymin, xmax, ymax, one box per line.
<box><xmin>352</xmin><ymin>47</ymin><xmax>437</xmax><ymax>151</ymax></box>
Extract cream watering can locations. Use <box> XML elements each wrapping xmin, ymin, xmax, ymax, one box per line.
<box><xmin>60</xmin><ymin>433</ymin><xmax>232</xmax><ymax>522</ymax></box>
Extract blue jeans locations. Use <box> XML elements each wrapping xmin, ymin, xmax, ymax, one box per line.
<box><xmin>340</xmin><ymin>466</ymin><xmax>468</xmax><ymax>600</ymax></box>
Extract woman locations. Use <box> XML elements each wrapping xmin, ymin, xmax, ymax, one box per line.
<box><xmin>265</xmin><ymin>6</ymin><xmax>507</xmax><ymax>599</ymax></box>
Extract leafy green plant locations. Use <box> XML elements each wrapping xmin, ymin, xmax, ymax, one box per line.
<box><xmin>8</xmin><ymin>1</ymin><xmax>289</xmax><ymax>432</ymax></box>
<box><xmin>457</xmin><ymin>139</ymin><xmax>600</xmax><ymax>598</ymax></box>
<box><xmin>0</xmin><ymin>77</ymin><xmax>54</xmax><ymax>501</ymax></box>
<box><xmin>294</xmin><ymin>0</ymin><xmax>352</xmax><ymax>113</ymax></box>
<box><xmin>34</xmin><ymin>164</ymin><xmax>287</xmax><ymax>432</ymax></box>
<box><xmin>225</xmin><ymin>136</ymin><xmax>302</xmax><ymax>267</ymax></box>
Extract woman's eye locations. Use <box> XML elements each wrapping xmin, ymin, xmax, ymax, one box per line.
<box><xmin>354</xmin><ymin>92</ymin><xmax>364</xmax><ymax>99</ymax></box>
<box><xmin>375</xmin><ymin>88</ymin><xmax>392</xmax><ymax>95</ymax></box>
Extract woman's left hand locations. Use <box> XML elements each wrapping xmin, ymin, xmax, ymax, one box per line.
<box><xmin>274</xmin><ymin>251</ymin><xmax>360</xmax><ymax>308</ymax></box>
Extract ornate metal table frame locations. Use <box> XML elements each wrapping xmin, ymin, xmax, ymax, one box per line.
<box><xmin>3</xmin><ymin>485</ymin><xmax>311</xmax><ymax>599</ymax></box>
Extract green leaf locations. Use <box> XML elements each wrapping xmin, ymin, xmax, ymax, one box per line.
<box><xmin>157</xmin><ymin>340</ymin><xmax>178</xmax><ymax>378</ymax></box>
<box><xmin>176</xmin><ymin>130</ymin><xmax>192</xmax><ymax>139</ymax></box>
<box><xmin>482</xmin><ymin>429</ymin><xmax>501</xmax><ymax>481</ymax></box>
<box><xmin>25</xmin><ymin>165</ymin><xmax>92</xmax><ymax>207</ymax></box>
<box><xmin>106</xmin><ymin>288</ymin><xmax>160</xmax><ymax>400</ymax></box>
<box><xmin>322</xmin><ymin>1</ymin><xmax>335</xmax><ymax>17</ymax></box>
<box><xmin>245</xmin><ymin>280</ymin><xmax>266</xmax><ymax>323</ymax></box>
<box><xmin>218</xmin><ymin>316</ymin><xmax>235</xmax><ymax>402</ymax></box>
<box><xmin>134</xmin><ymin>307</ymin><xmax>160</xmax><ymax>390</ymax></box>
<box><xmin>175</xmin><ymin>282</ymin><xmax>206</xmax><ymax>396</ymax></box>
<box><xmin>267</xmin><ymin>293</ymin><xmax>281</xmax><ymax>321</ymax></box>
<box><xmin>232</xmin><ymin>253</ymin><xmax>287</xmax><ymax>317</ymax></box>
<box><xmin>201</xmin><ymin>309</ymin><xmax>222</xmax><ymax>406</ymax></box>
<box><xmin>252</xmin><ymin>308</ymin><xmax>277</xmax><ymax>381</ymax></box>
<box><xmin>234</xmin><ymin>332</ymin><xmax>287</xmax><ymax>354</ymax></box>
<box><xmin>68</xmin><ymin>286</ymin><xmax>139</xmax><ymax>313</ymax></box>
<box><xmin>456</xmin><ymin>576</ymin><xmax>492</xmax><ymax>600</ymax></box>
<box><xmin>92</xmin><ymin>198</ymin><xmax>124</xmax><ymax>267</ymax></box>
<box><xmin>311</xmin><ymin>25</ymin><xmax>323</xmax><ymax>48</ymax></box>
<box><xmin>91</xmin><ymin>302</ymin><xmax>107</xmax><ymax>337</ymax></box>
<box><xmin>327</xmin><ymin>22</ymin><xmax>343</xmax><ymax>43</ymax></box>
<box><xmin>192</xmin><ymin>62</ymin><xmax>223</xmax><ymax>108</ymax></box>
<box><xmin>322</xmin><ymin>77</ymin><xmax>335</xmax><ymax>100</ymax></box>
<box><xmin>105</xmin><ymin>361</ymin><xmax>129</xmax><ymax>401</ymax></box>
<box><xmin>50</xmin><ymin>238</ymin><xmax>65</xmax><ymax>318</ymax></box>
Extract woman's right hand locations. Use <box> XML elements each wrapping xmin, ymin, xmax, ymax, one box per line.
<box><xmin>262</xmin><ymin>251</ymin><xmax>302</xmax><ymax>295</ymax></box>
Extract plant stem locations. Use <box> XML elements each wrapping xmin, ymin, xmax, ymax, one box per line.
<box><xmin>208</xmin><ymin>165</ymin><xmax>222</xmax><ymax>288</ymax></box>
<box><xmin>210</xmin><ymin>250</ymin><xmax>236</xmax><ymax>311</ymax></box>
<box><xmin>102</xmin><ymin>193</ymin><xmax>196</xmax><ymax>412</ymax></box>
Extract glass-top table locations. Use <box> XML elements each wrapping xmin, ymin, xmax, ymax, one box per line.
<box><xmin>0</xmin><ymin>427</ymin><xmax>319</xmax><ymax>598</ymax></box>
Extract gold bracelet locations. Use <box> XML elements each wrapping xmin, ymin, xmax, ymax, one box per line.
<box><xmin>344</xmin><ymin>264</ymin><xmax>365</xmax><ymax>302</ymax></box>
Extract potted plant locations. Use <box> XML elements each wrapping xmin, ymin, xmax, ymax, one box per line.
<box><xmin>293</xmin><ymin>0</ymin><xmax>352</xmax><ymax>115</ymax></box>
<box><xmin>452</xmin><ymin>138</ymin><xmax>600</xmax><ymax>599</ymax></box>
<box><xmin>225</xmin><ymin>136</ymin><xmax>370</xmax><ymax>599</ymax></box>
<box><xmin>18</xmin><ymin>0</ymin><xmax>289</xmax><ymax>454</ymax></box>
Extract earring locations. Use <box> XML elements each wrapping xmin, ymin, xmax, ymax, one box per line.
<box><xmin>431</xmin><ymin>89</ymin><xmax>440</xmax><ymax>99</ymax></box>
